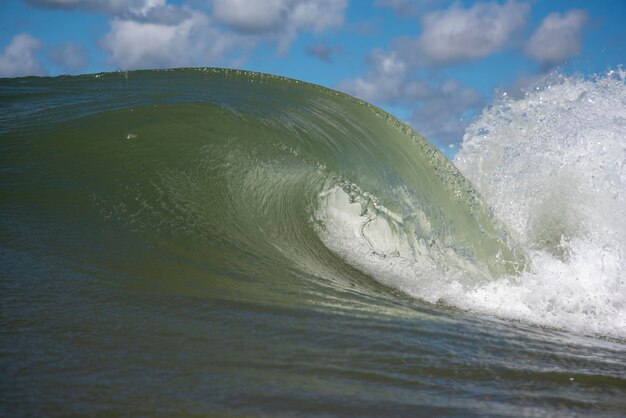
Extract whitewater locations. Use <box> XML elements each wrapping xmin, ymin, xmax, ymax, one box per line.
<box><xmin>456</xmin><ymin>71</ymin><xmax>626</xmax><ymax>338</ymax></box>
<box><xmin>317</xmin><ymin>70</ymin><xmax>626</xmax><ymax>339</ymax></box>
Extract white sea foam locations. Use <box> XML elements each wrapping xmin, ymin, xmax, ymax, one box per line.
<box><xmin>317</xmin><ymin>71</ymin><xmax>626</xmax><ymax>339</ymax></box>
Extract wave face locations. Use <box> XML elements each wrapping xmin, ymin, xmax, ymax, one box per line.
<box><xmin>455</xmin><ymin>71</ymin><xmax>626</xmax><ymax>338</ymax></box>
<box><xmin>0</xmin><ymin>68</ymin><xmax>525</xmax><ymax>293</ymax></box>
<box><xmin>2</xmin><ymin>69</ymin><xmax>625</xmax><ymax>417</ymax></box>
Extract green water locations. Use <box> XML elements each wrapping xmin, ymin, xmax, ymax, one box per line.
<box><xmin>1</xmin><ymin>69</ymin><xmax>624</xmax><ymax>417</ymax></box>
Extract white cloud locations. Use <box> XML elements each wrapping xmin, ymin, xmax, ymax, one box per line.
<box><xmin>288</xmin><ymin>0</ymin><xmax>347</xmax><ymax>32</ymax></box>
<box><xmin>27</xmin><ymin>0</ymin><xmax>215</xmax><ymax>71</ymax></box>
<box><xmin>405</xmin><ymin>0</ymin><xmax>529</xmax><ymax>66</ymax></box>
<box><xmin>26</xmin><ymin>0</ymin><xmax>349</xmax><ymax>71</ymax></box>
<box><xmin>101</xmin><ymin>12</ymin><xmax>236</xmax><ymax>70</ymax></box>
<box><xmin>212</xmin><ymin>0</ymin><xmax>347</xmax><ymax>52</ymax></box>
<box><xmin>0</xmin><ymin>34</ymin><xmax>45</xmax><ymax>78</ymax></box>
<box><xmin>339</xmin><ymin>49</ymin><xmax>417</xmax><ymax>103</ymax></box>
<box><xmin>49</xmin><ymin>43</ymin><xmax>87</xmax><ymax>72</ymax></box>
<box><xmin>26</xmin><ymin>0</ymin><xmax>190</xmax><ymax>23</ymax></box>
<box><xmin>98</xmin><ymin>0</ymin><xmax>348</xmax><ymax>70</ymax></box>
<box><xmin>212</xmin><ymin>0</ymin><xmax>288</xmax><ymax>33</ymax></box>
<box><xmin>340</xmin><ymin>50</ymin><xmax>483</xmax><ymax>145</ymax></box>
<box><xmin>212</xmin><ymin>0</ymin><xmax>346</xmax><ymax>33</ymax></box>
<box><xmin>27</xmin><ymin>0</ymin><xmax>348</xmax><ymax>35</ymax></box>
<box><xmin>409</xmin><ymin>80</ymin><xmax>483</xmax><ymax>145</ymax></box>
<box><xmin>27</xmin><ymin>0</ymin><xmax>161</xmax><ymax>14</ymax></box>
<box><xmin>525</xmin><ymin>10</ymin><xmax>588</xmax><ymax>68</ymax></box>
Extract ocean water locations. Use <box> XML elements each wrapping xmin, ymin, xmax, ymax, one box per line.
<box><xmin>1</xmin><ymin>69</ymin><xmax>624</xmax><ymax>417</ymax></box>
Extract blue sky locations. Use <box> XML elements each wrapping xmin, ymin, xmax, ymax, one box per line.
<box><xmin>1</xmin><ymin>0</ymin><xmax>625</xmax><ymax>152</ymax></box>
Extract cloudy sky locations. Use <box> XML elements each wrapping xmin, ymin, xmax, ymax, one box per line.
<box><xmin>1</xmin><ymin>0</ymin><xmax>625</xmax><ymax>151</ymax></box>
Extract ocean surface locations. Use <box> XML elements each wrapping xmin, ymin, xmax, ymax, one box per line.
<box><xmin>1</xmin><ymin>68</ymin><xmax>624</xmax><ymax>417</ymax></box>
